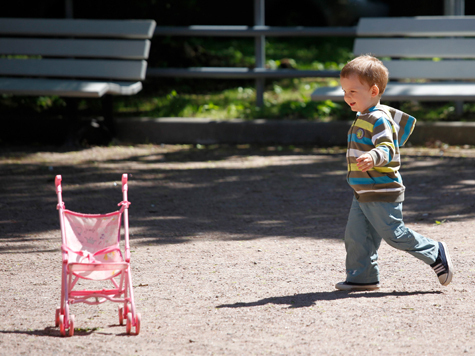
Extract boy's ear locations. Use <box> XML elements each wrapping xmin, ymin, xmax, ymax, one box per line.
<box><xmin>371</xmin><ymin>84</ymin><xmax>380</xmax><ymax>97</ymax></box>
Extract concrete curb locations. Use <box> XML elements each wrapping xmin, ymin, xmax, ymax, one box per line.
<box><xmin>115</xmin><ymin>118</ymin><xmax>475</xmax><ymax>146</ymax></box>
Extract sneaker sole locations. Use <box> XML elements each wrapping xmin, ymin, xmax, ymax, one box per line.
<box><xmin>440</xmin><ymin>241</ymin><xmax>454</xmax><ymax>286</ymax></box>
<box><xmin>335</xmin><ymin>283</ymin><xmax>380</xmax><ymax>291</ymax></box>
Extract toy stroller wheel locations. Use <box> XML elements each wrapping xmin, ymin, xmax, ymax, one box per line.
<box><xmin>55</xmin><ymin>308</ymin><xmax>60</xmax><ymax>327</ymax></box>
<box><xmin>68</xmin><ymin>315</ymin><xmax>75</xmax><ymax>337</ymax></box>
<box><xmin>126</xmin><ymin>312</ymin><xmax>133</xmax><ymax>335</ymax></box>
<box><xmin>135</xmin><ymin>313</ymin><xmax>141</xmax><ymax>335</ymax></box>
<box><xmin>119</xmin><ymin>307</ymin><xmax>124</xmax><ymax>325</ymax></box>
<box><xmin>59</xmin><ymin>314</ymin><xmax>66</xmax><ymax>337</ymax></box>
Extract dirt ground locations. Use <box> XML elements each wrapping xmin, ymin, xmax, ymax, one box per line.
<box><xmin>1</xmin><ymin>143</ymin><xmax>475</xmax><ymax>355</ymax></box>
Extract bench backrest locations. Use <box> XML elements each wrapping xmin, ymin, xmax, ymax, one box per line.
<box><xmin>354</xmin><ymin>16</ymin><xmax>475</xmax><ymax>80</ymax></box>
<box><xmin>0</xmin><ymin>18</ymin><xmax>156</xmax><ymax>81</ymax></box>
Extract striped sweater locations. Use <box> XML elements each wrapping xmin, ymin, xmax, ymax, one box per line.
<box><xmin>347</xmin><ymin>104</ymin><xmax>416</xmax><ymax>202</ymax></box>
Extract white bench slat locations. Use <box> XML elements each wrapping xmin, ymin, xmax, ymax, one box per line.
<box><xmin>0</xmin><ymin>78</ymin><xmax>143</xmax><ymax>97</ymax></box>
<box><xmin>357</xmin><ymin>16</ymin><xmax>475</xmax><ymax>37</ymax></box>
<box><xmin>383</xmin><ymin>60</ymin><xmax>475</xmax><ymax>80</ymax></box>
<box><xmin>383</xmin><ymin>83</ymin><xmax>475</xmax><ymax>101</ymax></box>
<box><xmin>311</xmin><ymin>86</ymin><xmax>342</xmax><ymax>101</ymax></box>
<box><xmin>354</xmin><ymin>38</ymin><xmax>475</xmax><ymax>59</ymax></box>
<box><xmin>0</xmin><ymin>58</ymin><xmax>147</xmax><ymax>81</ymax></box>
<box><xmin>0</xmin><ymin>78</ymin><xmax>108</xmax><ymax>98</ymax></box>
<box><xmin>104</xmin><ymin>81</ymin><xmax>143</xmax><ymax>95</ymax></box>
<box><xmin>0</xmin><ymin>38</ymin><xmax>151</xmax><ymax>60</ymax></box>
<box><xmin>0</xmin><ymin>18</ymin><xmax>156</xmax><ymax>39</ymax></box>
<box><xmin>311</xmin><ymin>83</ymin><xmax>475</xmax><ymax>102</ymax></box>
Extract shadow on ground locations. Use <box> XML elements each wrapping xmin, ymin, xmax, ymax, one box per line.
<box><xmin>217</xmin><ymin>290</ymin><xmax>444</xmax><ymax>309</ymax></box>
<box><xmin>1</xmin><ymin>144</ymin><xmax>474</xmax><ymax>251</ymax></box>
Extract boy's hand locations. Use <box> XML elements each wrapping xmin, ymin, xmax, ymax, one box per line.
<box><xmin>356</xmin><ymin>154</ymin><xmax>374</xmax><ymax>172</ymax></box>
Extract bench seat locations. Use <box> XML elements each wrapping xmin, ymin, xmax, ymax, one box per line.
<box><xmin>0</xmin><ymin>17</ymin><xmax>156</xmax><ymax>137</ymax></box>
<box><xmin>0</xmin><ymin>18</ymin><xmax>155</xmax><ymax>97</ymax></box>
<box><xmin>311</xmin><ymin>16</ymin><xmax>475</xmax><ymax>111</ymax></box>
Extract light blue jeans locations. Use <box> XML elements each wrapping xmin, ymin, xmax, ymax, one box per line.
<box><xmin>344</xmin><ymin>197</ymin><xmax>439</xmax><ymax>284</ymax></box>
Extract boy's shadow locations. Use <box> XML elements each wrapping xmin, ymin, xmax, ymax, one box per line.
<box><xmin>217</xmin><ymin>290</ymin><xmax>443</xmax><ymax>309</ymax></box>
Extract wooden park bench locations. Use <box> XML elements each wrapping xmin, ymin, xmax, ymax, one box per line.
<box><xmin>311</xmin><ymin>16</ymin><xmax>475</xmax><ymax>115</ymax></box>
<box><xmin>0</xmin><ymin>17</ymin><xmax>156</xmax><ymax>135</ymax></box>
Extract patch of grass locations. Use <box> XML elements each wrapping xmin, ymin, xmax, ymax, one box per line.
<box><xmin>115</xmin><ymin>78</ymin><xmax>352</xmax><ymax>121</ymax></box>
<box><xmin>400</xmin><ymin>101</ymin><xmax>475</xmax><ymax>122</ymax></box>
<box><xmin>114</xmin><ymin>37</ymin><xmax>355</xmax><ymax>121</ymax></box>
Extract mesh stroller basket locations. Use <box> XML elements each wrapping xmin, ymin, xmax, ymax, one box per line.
<box><xmin>54</xmin><ymin>174</ymin><xmax>140</xmax><ymax>336</ymax></box>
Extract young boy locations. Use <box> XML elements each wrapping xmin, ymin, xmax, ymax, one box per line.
<box><xmin>336</xmin><ymin>55</ymin><xmax>453</xmax><ymax>291</ymax></box>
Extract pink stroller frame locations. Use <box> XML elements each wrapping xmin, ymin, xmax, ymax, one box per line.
<box><xmin>54</xmin><ymin>174</ymin><xmax>140</xmax><ymax>336</ymax></box>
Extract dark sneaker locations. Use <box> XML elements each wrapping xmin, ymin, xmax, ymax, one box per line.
<box><xmin>335</xmin><ymin>281</ymin><xmax>380</xmax><ymax>291</ymax></box>
<box><xmin>430</xmin><ymin>242</ymin><xmax>453</xmax><ymax>286</ymax></box>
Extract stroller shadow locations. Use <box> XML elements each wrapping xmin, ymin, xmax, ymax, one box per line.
<box><xmin>217</xmin><ymin>290</ymin><xmax>443</xmax><ymax>309</ymax></box>
<box><xmin>0</xmin><ymin>327</ymin><xmax>80</xmax><ymax>338</ymax></box>
<box><xmin>0</xmin><ymin>325</ymin><xmax>127</xmax><ymax>338</ymax></box>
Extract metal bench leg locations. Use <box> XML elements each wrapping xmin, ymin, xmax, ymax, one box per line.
<box><xmin>455</xmin><ymin>101</ymin><xmax>463</xmax><ymax>116</ymax></box>
<box><xmin>63</xmin><ymin>98</ymin><xmax>81</xmax><ymax>147</ymax></box>
<box><xmin>102</xmin><ymin>95</ymin><xmax>116</xmax><ymax>135</ymax></box>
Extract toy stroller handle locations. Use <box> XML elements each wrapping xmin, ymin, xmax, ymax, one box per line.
<box><xmin>122</xmin><ymin>174</ymin><xmax>128</xmax><ymax>192</ymax></box>
<box><xmin>55</xmin><ymin>175</ymin><xmax>62</xmax><ymax>193</ymax></box>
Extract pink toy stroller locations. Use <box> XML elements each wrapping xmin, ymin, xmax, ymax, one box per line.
<box><xmin>54</xmin><ymin>174</ymin><xmax>140</xmax><ymax>336</ymax></box>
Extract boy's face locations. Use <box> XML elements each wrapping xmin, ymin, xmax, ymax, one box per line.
<box><xmin>340</xmin><ymin>74</ymin><xmax>380</xmax><ymax>113</ymax></box>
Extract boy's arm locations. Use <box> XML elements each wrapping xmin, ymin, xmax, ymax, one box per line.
<box><xmin>357</xmin><ymin>117</ymin><xmax>395</xmax><ymax>172</ymax></box>
<box><xmin>368</xmin><ymin>117</ymin><xmax>396</xmax><ymax>167</ymax></box>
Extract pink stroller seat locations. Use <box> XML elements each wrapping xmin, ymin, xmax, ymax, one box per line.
<box><xmin>63</xmin><ymin>210</ymin><xmax>127</xmax><ymax>280</ymax></box>
<box><xmin>54</xmin><ymin>174</ymin><xmax>140</xmax><ymax>336</ymax></box>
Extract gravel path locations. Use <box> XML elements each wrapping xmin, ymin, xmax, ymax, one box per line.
<box><xmin>1</xmin><ymin>144</ymin><xmax>474</xmax><ymax>355</ymax></box>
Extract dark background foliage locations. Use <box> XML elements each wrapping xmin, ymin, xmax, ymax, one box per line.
<box><xmin>4</xmin><ymin>0</ymin><xmax>473</xmax><ymax>24</ymax></box>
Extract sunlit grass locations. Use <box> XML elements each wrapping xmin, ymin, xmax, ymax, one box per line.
<box><xmin>115</xmin><ymin>76</ymin><xmax>349</xmax><ymax>121</ymax></box>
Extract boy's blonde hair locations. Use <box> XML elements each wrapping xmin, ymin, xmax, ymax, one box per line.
<box><xmin>340</xmin><ymin>55</ymin><xmax>389</xmax><ymax>95</ymax></box>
